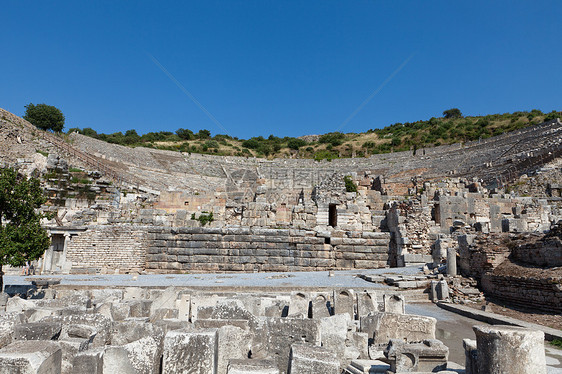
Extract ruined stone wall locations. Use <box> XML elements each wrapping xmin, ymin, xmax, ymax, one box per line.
<box><xmin>145</xmin><ymin>227</ymin><xmax>390</xmax><ymax>273</ymax></box>
<box><xmin>481</xmin><ymin>270</ymin><xmax>562</xmax><ymax>313</ymax></box>
<box><xmin>66</xmin><ymin>225</ymin><xmax>148</xmax><ymax>273</ymax></box>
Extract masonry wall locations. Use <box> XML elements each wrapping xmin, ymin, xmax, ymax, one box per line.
<box><xmin>66</xmin><ymin>226</ymin><xmax>148</xmax><ymax>273</ymax></box>
<box><xmin>481</xmin><ymin>273</ymin><xmax>562</xmax><ymax>313</ymax></box>
<box><xmin>145</xmin><ymin>227</ymin><xmax>391</xmax><ymax>272</ymax></box>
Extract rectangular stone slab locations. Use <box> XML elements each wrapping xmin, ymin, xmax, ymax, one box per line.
<box><xmin>0</xmin><ymin>340</ymin><xmax>62</xmax><ymax>374</ymax></box>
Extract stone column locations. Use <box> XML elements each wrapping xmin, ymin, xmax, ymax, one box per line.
<box><xmin>41</xmin><ymin>232</ymin><xmax>53</xmax><ymax>274</ymax></box>
<box><xmin>446</xmin><ymin>247</ymin><xmax>457</xmax><ymax>276</ymax></box>
<box><xmin>60</xmin><ymin>233</ymin><xmax>72</xmax><ymax>273</ymax></box>
<box><xmin>472</xmin><ymin>325</ymin><xmax>546</xmax><ymax>374</ymax></box>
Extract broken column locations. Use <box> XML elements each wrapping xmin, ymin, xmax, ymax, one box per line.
<box><xmin>472</xmin><ymin>325</ymin><xmax>546</xmax><ymax>374</ymax></box>
<box><xmin>447</xmin><ymin>247</ymin><xmax>457</xmax><ymax>276</ymax></box>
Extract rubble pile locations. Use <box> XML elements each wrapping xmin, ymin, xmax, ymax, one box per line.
<box><xmin>0</xmin><ymin>286</ymin><xmax>548</xmax><ymax>373</ymax></box>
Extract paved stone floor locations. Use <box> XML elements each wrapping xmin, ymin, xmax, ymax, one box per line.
<box><xmin>5</xmin><ymin>267</ymin><xmax>422</xmax><ymax>290</ymax></box>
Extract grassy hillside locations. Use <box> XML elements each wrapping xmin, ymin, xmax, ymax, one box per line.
<box><xmin>67</xmin><ymin>109</ymin><xmax>561</xmax><ymax>160</ymax></box>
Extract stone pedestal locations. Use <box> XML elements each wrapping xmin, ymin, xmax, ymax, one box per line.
<box><xmin>473</xmin><ymin>325</ymin><xmax>546</xmax><ymax>374</ymax></box>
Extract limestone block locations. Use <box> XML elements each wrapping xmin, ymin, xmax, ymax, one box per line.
<box><xmin>263</xmin><ymin>317</ymin><xmax>321</xmax><ymax>373</ymax></box>
<box><xmin>382</xmin><ymin>294</ymin><xmax>405</xmax><ymax>314</ymax></box>
<box><xmin>0</xmin><ymin>340</ymin><xmax>62</xmax><ymax>374</ymax></box>
<box><xmin>6</xmin><ymin>296</ymin><xmax>36</xmax><ymax>314</ymax></box>
<box><xmin>110</xmin><ymin>302</ymin><xmax>131</xmax><ymax>321</ymax></box>
<box><xmin>163</xmin><ymin>328</ymin><xmax>218</xmax><ymax>374</ymax></box>
<box><xmin>319</xmin><ymin>314</ymin><xmax>349</xmax><ymax>366</ymax></box>
<box><xmin>311</xmin><ymin>294</ymin><xmax>331</xmax><ymax>319</ymax></box>
<box><xmin>360</xmin><ymin>312</ymin><xmax>436</xmax><ymax>346</ymax></box>
<box><xmin>462</xmin><ymin>338</ymin><xmax>478</xmax><ymax>374</ymax></box>
<box><xmin>473</xmin><ymin>325</ymin><xmax>546</xmax><ymax>374</ymax></box>
<box><xmin>123</xmin><ymin>335</ymin><xmax>164</xmax><ymax>374</ymax></box>
<box><xmin>0</xmin><ymin>312</ymin><xmax>26</xmax><ymax>349</ymax></box>
<box><xmin>111</xmin><ymin>320</ymin><xmax>164</xmax><ymax>346</ymax></box>
<box><xmin>288</xmin><ymin>343</ymin><xmax>340</xmax><ymax>374</ymax></box>
<box><xmin>288</xmin><ymin>292</ymin><xmax>310</xmax><ymax>318</ymax></box>
<box><xmin>58</xmin><ymin>337</ymin><xmax>91</xmax><ymax>374</ymax></box>
<box><xmin>216</xmin><ymin>325</ymin><xmax>252</xmax><ymax>374</ymax></box>
<box><xmin>333</xmin><ymin>289</ymin><xmax>355</xmax><ymax>319</ymax></box>
<box><xmin>71</xmin><ymin>348</ymin><xmax>104</xmax><ymax>374</ymax></box>
<box><xmin>102</xmin><ymin>346</ymin><xmax>136</xmax><ymax>374</ymax></box>
<box><xmin>385</xmin><ymin>339</ymin><xmax>448</xmax><ymax>373</ymax></box>
<box><xmin>40</xmin><ymin>314</ymin><xmax>112</xmax><ymax>348</ymax></box>
<box><xmin>356</xmin><ymin>292</ymin><xmax>377</xmax><ymax>318</ymax></box>
<box><xmin>14</xmin><ymin>322</ymin><xmax>62</xmax><ymax>341</ymax></box>
<box><xmin>227</xmin><ymin>359</ymin><xmax>279</xmax><ymax>374</ymax></box>
<box><xmin>150</xmin><ymin>287</ymin><xmax>179</xmax><ymax>316</ymax></box>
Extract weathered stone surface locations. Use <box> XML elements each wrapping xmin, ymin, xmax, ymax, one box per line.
<box><xmin>13</xmin><ymin>322</ymin><xmax>62</xmax><ymax>341</ymax></box>
<box><xmin>102</xmin><ymin>346</ymin><xmax>136</xmax><ymax>374</ymax></box>
<box><xmin>382</xmin><ymin>294</ymin><xmax>405</xmax><ymax>314</ymax></box>
<box><xmin>163</xmin><ymin>328</ymin><xmax>218</xmax><ymax>374</ymax></box>
<box><xmin>216</xmin><ymin>325</ymin><xmax>252</xmax><ymax>374</ymax></box>
<box><xmin>473</xmin><ymin>325</ymin><xmax>546</xmax><ymax>374</ymax></box>
<box><xmin>71</xmin><ymin>348</ymin><xmax>104</xmax><ymax>374</ymax></box>
<box><xmin>0</xmin><ymin>340</ymin><xmax>62</xmax><ymax>374</ymax></box>
<box><xmin>360</xmin><ymin>312</ymin><xmax>436</xmax><ymax>346</ymax></box>
<box><xmin>385</xmin><ymin>339</ymin><xmax>448</xmax><ymax>373</ymax></box>
<box><xmin>288</xmin><ymin>343</ymin><xmax>340</xmax><ymax>374</ymax></box>
<box><xmin>262</xmin><ymin>317</ymin><xmax>320</xmax><ymax>373</ymax></box>
<box><xmin>227</xmin><ymin>359</ymin><xmax>279</xmax><ymax>374</ymax></box>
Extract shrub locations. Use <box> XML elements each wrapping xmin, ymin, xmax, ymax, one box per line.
<box><xmin>344</xmin><ymin>176</ymin><xmax>358</xmax><ymax>192</ymax></box>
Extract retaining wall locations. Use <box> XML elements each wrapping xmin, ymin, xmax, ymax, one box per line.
<box><xmin>145</xmin><ymin>227</ymin><xmax>391</xmax><ymax>272</ymax></box>
<box><xmin>481</xmin><ymin>272</ymin><xmax>562</xmax><ymax>313</ymax></box>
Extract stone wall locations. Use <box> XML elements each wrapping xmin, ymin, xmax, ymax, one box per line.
<box><xmin>66</xmin><ymin>226</ymin><xmax>148</xmax><ymax>273</ymax></box>
<box><xmin>145</xmin><ymin>227</ymin><xmax>391</xmax><ymax>273</ymax></box>
<box><xmin>481</xmin><ymin>269</ymin><xmax>562</xmax><ymax>313</ymax></box>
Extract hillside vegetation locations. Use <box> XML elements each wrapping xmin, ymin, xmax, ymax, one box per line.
<box><xmin>67</xmin><ymin>109</ymin><xmax>561</xmax><ymax>160</ymax></box>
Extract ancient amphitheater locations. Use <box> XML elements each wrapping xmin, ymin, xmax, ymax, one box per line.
<box><xmin>0</xmin><ymin>108</ymin><xmax>561</xmax><ymax>373</ymax></box>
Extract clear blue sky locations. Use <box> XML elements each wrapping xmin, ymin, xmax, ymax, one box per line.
<box><xmin>2</xmin><ymin>1</ymin><xmax>561</xmax><ymax>139</ymax></box>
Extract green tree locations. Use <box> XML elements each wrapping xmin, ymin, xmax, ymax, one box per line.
<box><xmin>23</xmin><ymin>103</ymin><xmax>65</xmax><ymax>132</ymax></box>
<box><xmin>197</xmin><ymin>129</ymin><xmax>211</xmax><ymax>139</ymax></box>
<box><xmin>0</xmin><ymin>168</ymin><xmax>50</xmax><ymax>291</ymax></box>
<box><xmin>443</xmin><ymin>108</ymin><xmax>462</xmax><ymax>119</ymax></box>
<box><xmin>176</xmin><ymin>128</ymin><xmax>194</xmax><ymax>140</ymax></box>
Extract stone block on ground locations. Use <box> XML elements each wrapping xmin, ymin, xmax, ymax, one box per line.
<box><xmin>262</xmin><ymin>317</ymin><xmax>320</xmax><ymax>373</ymax></box>
<box><xmin>384</xmin><ymin>339</ymin><xmax>448</xmax><ymax>373</ymax></box>
<box><xmin>71</xmin><ymin>348</ymin><xmax>104</xmax><ymax>374</ymax></box>
<box><xmin>13</xmin><ymin>322</ymin><xmax>62</xmax><ymax>341</ymax></box>
<box><xmin>227</xmin><ymin>359</ymin><xmax>279</xmax><ymax>374</ymax></box>
<box><xmin>163</xmin><ymin>328</ymin><xmax>218</xmax><ymax>374</ymax></box>
<box><xmin>334</xmin><ymin>290</ymin><xmax>355</xmax><ymax>319</ymax></box>
<box><xmin>360</xmin><ymin>312</ymin><xmax>436</xmax><ymax>346</ymax></box>
<box><xmin>382</xmin><ymin>294</ymin><xmax>405</xmax><ymax>314</ymax></box>
<box><xmin>0</xmin><ymin>340</ymin><xmax>62</xmax><ymax>374</ymax></box>
<box><xmin>288</xmin><ymin>343</ymin><xmax>340</xmax><ymax>374</ymax></box>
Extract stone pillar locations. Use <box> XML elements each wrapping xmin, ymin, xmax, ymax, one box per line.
<box><xmin>446</xmin><ymin>247</ymin><xmax>457</xmax><ymax>276</ymax></box>
<box><xmin>42</xmin><ymin>232</ymin><xmax>53</xmax><ymax>274</ymax></box>
<box><xmin>59</xmin><ymin>233</ymin><xmax>72</xmax><ymax>273</ymax></box>
<box><xmin>472</xmin><ymin>325</ymin><xmax>546</xmax><ymax>374</ymax></box>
